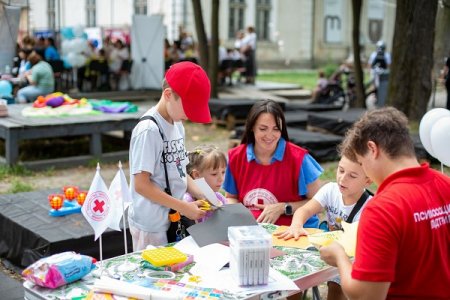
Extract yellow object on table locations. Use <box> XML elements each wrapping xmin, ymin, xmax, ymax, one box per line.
<box><xmin>308</xmin><ymin>221</ymin><xmax>359</xmax><ymax>256</ymax></box>
<box><xmin>271</xmin><ymin>226</ymin><xmax>322</xmax><ymax>249</ymax></box>
<box><xmin>141</xmin><ymin>247</ymin><xmax>187</xmax><ymax>267</ymax></box>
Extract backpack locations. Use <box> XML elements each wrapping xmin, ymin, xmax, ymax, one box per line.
<box><xmin>371</xmin><ymin>51</ymin><xmax>387</xmax><ymax>69</ymax></box>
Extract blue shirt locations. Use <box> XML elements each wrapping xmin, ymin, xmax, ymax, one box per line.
<box><xmin>224</xmin><ymin>138</ymin><xmax>323</xmax><ymax>196</ymax></box>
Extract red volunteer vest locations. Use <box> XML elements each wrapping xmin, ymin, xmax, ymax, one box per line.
<box><xmin>228</xmin><ymin>143</ymin><xmax>307</xmax><ymax>225</ymax></box>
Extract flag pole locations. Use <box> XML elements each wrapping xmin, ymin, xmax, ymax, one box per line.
<box><xmin>119</xmin><ymin>160</ymin><xmax>129</xmax><ymax>256</ymax></box>
<box><xmin>99</xmin><ymin>234</ymin><xmax>104</xmax><ymax>276</ymax></box>
<box><xmin>116</xmin><ymin>161</ymin><xmax>138</xmax><ymax>272</ymax></box>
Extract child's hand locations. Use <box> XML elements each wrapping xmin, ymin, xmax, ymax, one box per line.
<box><xmin>274</xmin><ymin>226</ymin><xmax>309</xmax><ymax>241</ymax></box>
<box><xmin>181</xmin><ymin>201</ymin><xmax>206</xmax><ymax>220</ymax></box>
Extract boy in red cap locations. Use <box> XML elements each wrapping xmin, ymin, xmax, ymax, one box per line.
<box><xmin>128</xmin><ymin>61</ymin><xmax>211</xmax><ymax>250</ymax></box>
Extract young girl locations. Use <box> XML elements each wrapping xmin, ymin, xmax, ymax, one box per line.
<box><xmin>276</xmin><ymin>142</ymin><xmax>372</xmax><ymax>300</ymax></box>
<box><xmin>184</xmin><ymin>145</ymin><xmax>227</xmax><ymax>222</ymax></box>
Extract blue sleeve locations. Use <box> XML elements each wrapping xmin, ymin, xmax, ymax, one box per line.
<box><xmin>298</xmin><ymin>154</ymin><xmax>323</xmax><ymax>196</ymax></box>
<box><xmin>222</xmin><ymin>165</ymin><xmax>238</xmax><ymax>195</ymax></box>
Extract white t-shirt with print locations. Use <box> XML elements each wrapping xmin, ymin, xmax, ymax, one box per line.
<box><xmin>314</xmin><ymin>182</ymin><xmax>371</xmax><ymax>230</ymax></box>
<box><xmin>128</xmin><ymin>107</ymin><xmax>188</xmax><ymax>233</ymax></box>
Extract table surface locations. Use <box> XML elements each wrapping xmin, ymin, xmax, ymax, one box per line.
<box><xmin>0</xmin><ymin>104</ymin><xmax>149</xmax><ymax>130</ymax></box>
<box><xmin>23</xmin><ymin>225</ymin><xmax>338</xmax><ymax>300</ymax></box>
<box><xmin>0</xmin><ymin>103</ymin><xmax>150</xmax><ymax>168</ymax></box>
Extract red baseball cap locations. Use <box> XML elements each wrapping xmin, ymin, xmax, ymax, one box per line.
<box><xmin>165</xmin><ymin>61</ymin><xmax>212</xmax><ymax>123</ymax></box>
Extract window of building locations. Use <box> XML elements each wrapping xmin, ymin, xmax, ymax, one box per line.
<box><xmin>228</xmin><ymin>0</ymin><xmax>246</xmax><ymax>39</ymax></box>
<box><xmin>47</xmin><ymin>0</ymin><xmax>56</xmax><ymax>30</ymax></box>
<box><xmin>134</xmin><ymin>0</ymin><xmax>148</xmax><ymax>15</ymax></box>
<box><xmin>86</xmin><ymin>0</ymin><xmax>96</xmax><ymax>27</ymax></box>
<box><xmin>256</xmin><ymin>0</ymin><xmax>271</xmax><ymax>40</ymax></box>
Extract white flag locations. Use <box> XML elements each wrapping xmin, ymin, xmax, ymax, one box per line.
<box><xmin>108</xmin><ymin>163</ymin><xmax>132</xmax><ymax>231</ymax></box>
<box><xmin>82</xmin><ymin>164</ymin><xmax>113</xmax><ymax>241</ymax></box>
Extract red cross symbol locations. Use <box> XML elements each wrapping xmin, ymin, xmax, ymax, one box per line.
<box><xmin>93</xmin><ymin>199</ymin><xmax>105</xmax><ymax>213</ymax></box>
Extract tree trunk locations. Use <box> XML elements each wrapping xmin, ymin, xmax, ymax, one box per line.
<box><xmin>209</xmin><ymin>0</ymin><xmax>220</xmax><ymax>99</ymax></box>
<box><xmin>192</xmin><ymin>0</ymin><xmax>209</xmax><ymax>71</ymax></box>
<box><xmin>388</xmin><ymin>0</ymin><xmax>438</xmax><ymax>121</ymax></box>
<box><xmin>433</xmin><ymin>0</ymin><xmax>450</xmax><ymax>81</ymax></box>
<box><xmin>351</xmin><ymin>0</ymin><xmax>365</xmax><ymax>108</ymax></box>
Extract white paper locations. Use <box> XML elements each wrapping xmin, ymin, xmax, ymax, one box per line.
<box><xmin>173</xmin><ymin>236</ymin><xmax>200</xmax><ymax>255</ymax></box>
<box><xmin>179</xmin><ymin>267</ymin><xmax>299</xmax><ymax>296</ymax></box>
<box><xmin>189</xmin><ymin>243</ymin><xmax>230</xmax><ymax>276</ymax></box>
<box><xmin>194</xmin><ymin>178</ymin><xmax>223</xmax><ymax>207</ymax></box>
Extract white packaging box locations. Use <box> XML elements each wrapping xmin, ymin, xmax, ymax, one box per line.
<box><xmin>228</xmin><ymin>225</ymin><xmax>271</xmax><ymax>286</ymax></box>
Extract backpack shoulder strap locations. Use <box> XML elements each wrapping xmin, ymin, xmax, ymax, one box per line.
<box><xmin>346</xmin><ymin>189</ymin><xmax>372</xmax><ymax>223</ymax></box>
<box><xmin>139</xmin><ymin>115</ymin><xmax>171</xmax><ymax>196</ymax></box>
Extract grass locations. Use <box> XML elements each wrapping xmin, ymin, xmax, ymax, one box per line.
<box><xmin>257</xmin><ymin>69</ymin><xmax>318</xmax><ymax>90</ymax></box>
<box><xmin>0</xmin><ymin>165</ymin><xmax>33</xmax><ymax>180</ymax></box>
<box><xmin>7</xmin><ymin>179</ymin><xmax>34</xmax><ymax>193</ymax></box>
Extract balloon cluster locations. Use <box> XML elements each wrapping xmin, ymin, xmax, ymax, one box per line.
<box><xmin>0</xmin><ymin>80</ymin><xmax>13</xmax><ymax>98</ymax></box>
<box><xmin>60</xmin><ymin>26</ymin><xmax>89</xmax><ymax>68</ymax></box>
<box><xmin>419</xmin><ymin>108</ymin><xmax>450</xmax><ymax>167</ymax></box>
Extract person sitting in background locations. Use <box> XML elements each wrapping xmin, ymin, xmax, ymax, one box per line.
<box><xmin>16</xmin><ymin>51</ymin><xmax>54</xmax><ymax>103</ymax></box>
<box><xmin>223</xmin><ymin>99</ymin><xmax>323</xmax><ymax>227</ymax></box>
<box><xmin>311</xmin><ymin>70</ymin><xmax>328</xmax><ymax>101</ymax></box>
<box><xmin>33</xmin><ymin>37</ymin><xmax>46</xmax><ymax>60</ymax></box>
<box><xmin>109</xmin><ymin>39</ymin><xmax>129</xmax><ymax>73</ymax></box>
<box><xmin>44</xmin><ymin>37</ymin><xmax>60</xmax><ymax>61</ymax></box>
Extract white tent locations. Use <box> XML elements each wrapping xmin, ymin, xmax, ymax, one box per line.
<box><xmin>130</xmin><ymin>15</ymin><xmax>164</xmax><ymax>90</ymax></box>
<box><xmin>0</xmin><ymin>5</ymin><xmax>21</xmax><ymax>72</ymax></box>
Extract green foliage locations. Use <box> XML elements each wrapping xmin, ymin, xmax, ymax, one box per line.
<box><xmin>0</xmin><ymin>165</ymin><xmax>33</xmax><ymax>180</ymax></box>
<box><xmin>7</xmin><ymin>179</ymin><xmax>34</xmax><ymax>193</ymax></box>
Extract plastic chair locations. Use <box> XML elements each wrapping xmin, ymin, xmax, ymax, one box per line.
<box><xmin>89</xmin><ymin>59</ymin><xmax>110</xmax><ymax>91</ymax></box>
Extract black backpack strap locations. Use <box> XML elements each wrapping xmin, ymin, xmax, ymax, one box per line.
<box><xmin>139</xmin><ymin>115</ymin><xmax>172</xmax><ymax>196</ymax></box>
<box><xmin>346</xmin><ymin>189</ymin><xmax>373</xmax><ymax>223</ymax></box>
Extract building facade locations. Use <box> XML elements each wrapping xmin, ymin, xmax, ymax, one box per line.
<box><xmin>18</xmin><ymin>0</ymin><xmax>397</xmax><ymax>67</ymax></box>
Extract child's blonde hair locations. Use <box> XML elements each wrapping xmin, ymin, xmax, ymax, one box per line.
<box><xmin>187</xmin><ymin>145</ymin><xmax>227</xmax><ymax>176</ymax></box>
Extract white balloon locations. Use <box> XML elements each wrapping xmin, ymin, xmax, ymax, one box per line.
<box><xmin>73</xmin><ymin>25</ymin><xmax>85</xmax><ymax>38</ymax></box>
<box><xmin>419</xmin><ymin>108</ymin><xmax>450</xmax><ymax>157</ymax></box>
<box><xmin>71</xmin><ymin>38</ymin><xmax>88</xmax><ymax>54</ymax></box>
<box><xmin>430</xmin><ymin>116</ymin><xmax>450</xmax><ymax>167</ymax></box>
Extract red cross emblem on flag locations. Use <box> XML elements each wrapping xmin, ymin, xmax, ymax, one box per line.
<box><xmin>85</xmin><ymin>191</ymin><xmax>110</xmax><ymax>222</ymax></box>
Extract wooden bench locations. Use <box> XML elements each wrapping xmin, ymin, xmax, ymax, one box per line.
<box><xmin>0</xmin><ymin>104</ymin><xmax>149</xmax><ymax>170</ymax></box>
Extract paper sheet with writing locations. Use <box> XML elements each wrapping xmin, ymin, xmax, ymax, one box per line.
<box><xmin>271</xmin><ymin>226</ymin><xmax>323</xmax><ymax>249</ymax></box>
<box><xmin>193</xmin><ymin>178</ymin><xmax>222</xmax><ymax>207</ymax></box>
<box><xmin>307</xmin><ymin>221</ymin><xmax>359</xmax><ymax>256</ymax></box>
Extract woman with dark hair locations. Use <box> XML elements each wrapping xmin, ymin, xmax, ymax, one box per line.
<box><xmin>223</xmin><ymin>99</ymin><xmax>323</xmax><ymax>227</ymax></box>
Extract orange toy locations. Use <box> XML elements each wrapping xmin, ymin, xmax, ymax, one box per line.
<box><xmin>63</xmin><ymin>186</ymin><xmax>78</xmax><ymax>200</ymax></box>
<box><xmin>76</xmin><ymin>191</ymin><xmax>87</xmax><ymax>206</ymax></box>
<box><xmin>48</xmin><ymin>194</ymin><xmax>64</xmax><ymax>210</ymax></box>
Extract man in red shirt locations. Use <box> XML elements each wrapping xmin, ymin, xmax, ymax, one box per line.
<box><xmin>320</xmin><ymin>107</ymin><xmax>450</xmax><ymax>299</ymax></box>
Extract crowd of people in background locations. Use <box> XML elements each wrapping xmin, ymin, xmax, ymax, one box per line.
<box><xmin>0</xmin><ymin>33</ymin><xmax>133</xmax><ymax>103</ymax></box>
<box><xmin>0</xmin><ymin>24</ymin><xmax>261</xmax><ymax>104</ymax></box>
